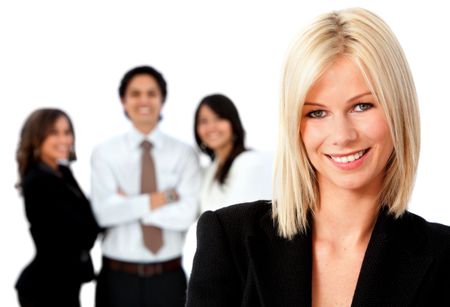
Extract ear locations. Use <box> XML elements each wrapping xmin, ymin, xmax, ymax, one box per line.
<box><xmin>121</xmin><ymin>98</ymin><xmax>130</xmax><ymax>119</ymax></box>
<box><xmin>121</xmin><ymin>97</ymin><xmax>129</xmax><ymax>111</ymax></box>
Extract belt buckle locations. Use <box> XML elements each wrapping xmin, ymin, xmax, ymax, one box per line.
<box><xmin>137</xmin><ymin>263</ymin><xmax>163</xmax><ymax>277</ymax></box>
<box><xmin>155</xmin><ymin>264</ymin><xmax>163</xmax><ymax>275</ymax></box>
<box><xmin>137</xmin><ymin>264</ymin><xmax>149</xmax><ymax>277</ymax></box>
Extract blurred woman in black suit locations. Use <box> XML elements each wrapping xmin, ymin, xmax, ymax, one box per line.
<box><xmin>15</xmin><ymin>108</ymin><xmax>99</xmax><ymax>307</ymax></box>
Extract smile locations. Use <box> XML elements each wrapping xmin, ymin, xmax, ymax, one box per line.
<box><xmin>138</xmin><ymin>107</ymin><xmax>151</xmax><ymax>114</ymax></box>
<box><xmin>326</xmin><ymin>148</ymin><xmax>370</xmax><ymax>164</ymax></box>
<box><xmin>55</xmin><ymin>145</ymin><xmax>70</xmax><ymax>152</ymax></box>
<box><xmin>205</xmin><ymin>132</ymin><xmax>221</xmax><ymax>139</ymax></box>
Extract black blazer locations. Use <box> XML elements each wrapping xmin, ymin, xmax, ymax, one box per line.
<box><xmin>15</xmin><ymin>163</ymin><xmax>100</xmax><ymax>299</ymax></box>
<box><xmin>187</xmin><ymin>201</ymin><xmax>450</xmax><ymax>306</ymax></box>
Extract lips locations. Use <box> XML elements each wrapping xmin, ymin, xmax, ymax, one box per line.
<box><xmin>205</xmin><ymin>132</ymin><xmax>222</xmax><ymax>140</ymax></box>
<box><xmin>137</xmin><ymin>107</ymin><xmax>151</xmax><ymax>115</ymax></box>
<box><xmin>55</xmin><ymin>145</ymin><xmax>70</xmax><ymax>152</ymax></box>
<box><xmin>326</xmin><ymin>148</ymin><xmax>370</xmax><ymax>164</ymax></box>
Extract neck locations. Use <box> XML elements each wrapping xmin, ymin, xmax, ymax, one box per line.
<box><xmin>313</xmin><ymin>181</ymin><xmax>381</xmax><ymax>247</ymax></box>
<box><xmin>134</xmin><ymin>122</ymin><xmax>156</xmax><ymax>135</ymax></box>
<box><xmin>214</xmin><ymin>143</ymin><xmax>234</xmax><ymax>164</ymax></box>
<box><xmin>40</xmin><ymin>157</ymin><xmax>59</xmax><ymax>171</ymax></box>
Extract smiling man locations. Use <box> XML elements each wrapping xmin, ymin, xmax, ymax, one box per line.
<box><xmin>91</xmin><ymin>66</ymin><xmax>201</xmax><ymax>307</ymax></box>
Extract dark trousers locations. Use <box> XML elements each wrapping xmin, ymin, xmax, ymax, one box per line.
<box><xmin>95</xmin><ymin>265</ymin><xmax>187</xmax><ymax>307</ymax></box>
<box><xmin>17</xmin><ymin>287</ymin><xmax>81</xmax><ymax>307</ymax></box>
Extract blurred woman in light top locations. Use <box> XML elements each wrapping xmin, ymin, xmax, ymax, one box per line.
<box><xmin>182</xmin><ymin>94</ymin><xmax>272</xmax><ymax>275</ymax></box>
<box><xmin>195</xmin><ymin>94</ymin><xmax>272</xmax><ymax>212</ymax></box>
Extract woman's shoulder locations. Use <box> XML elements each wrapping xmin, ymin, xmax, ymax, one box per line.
<box><xmin>401</xmin><ymin>211</ymin><xmax>450</xmax><ymax>235</ymax></box>
<box><xmin>198</xmin><ymin>200</ymin><xmax>272</xmax><ymax>236</ymax></box>
<box><xmin>233</xmin><ymin>150</ymin><xmax>272</xmax><ymax>167</ymax></box>
<box><xmin>399</xmin><ymin>211</ymin><xmax>450</xmax><ymax>253</ymax></box>
<box><xmin>215</xmin><ymin>199</ymin><xmax>271</xmax><ymax>218</ymax></box>
<box><xmin>228</xmin><ymin>150</ymin><xmax>273</xmax><ymax>180</ymax></box>
<box><xmin>23</xmin><ymin>164</ymin><xmax>59</xmax><ymax>186</ymax></box>
<box><xmin>23</xmin><ymin>163</ymin><xmax>76</xmax><ymax>195</ymax></box>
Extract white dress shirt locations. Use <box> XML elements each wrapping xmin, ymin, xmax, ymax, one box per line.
<box><xmin>91</xmin><ymin>127</ymin><xmax>202</xmax><ymax>263</ymax></box>
<box><xmin>182</xmin><ymin>150</ymin><xmax>273</xmax><ymax>275</ymax></box>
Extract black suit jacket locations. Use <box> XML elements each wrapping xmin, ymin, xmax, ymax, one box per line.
<box><xmin>16</xmin><ymin>163</ymin><xmax>100</xmax><ymax>299</ymax></box>
<box><xmin>187</xmin><ymin>201</ymin><xmax>450</xmax><ymax>306</ymax></box>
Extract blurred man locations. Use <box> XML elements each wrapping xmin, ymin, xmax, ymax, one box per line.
<box><xmin>91</xmin><ymin>66</ymin><xmax>201</xmax><ymax>307</ymax></box>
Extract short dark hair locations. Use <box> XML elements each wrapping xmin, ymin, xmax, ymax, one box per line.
<box><xmin>118</xmin><ymin>66</ymin><xmax>167</xmax><ymax>102</ymax></box>
<box><xmin>194</xmin><ymin>94</ymin><xmax>246</xmax><ymax>184</ymax></box>
<box><xmin>16</xmin><ymin>108</ymin><xmax>76</xmax><ymax>186</ymax></box>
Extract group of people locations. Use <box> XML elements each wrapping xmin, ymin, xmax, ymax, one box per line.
<box><xmin>15</xmin><ymin>65</ymin><xmax>272</xmax><ymax>307</ymax></box>
<box><xmin>15</xmin><ymin>7</ymin><xmax>450</xmax><ymax>307</ymax></box>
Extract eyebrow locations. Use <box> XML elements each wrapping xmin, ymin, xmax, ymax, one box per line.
<box><xmin>304</xmin><ymin>91</ymin><xmax>372</xmax><ymax>107</ymax></box>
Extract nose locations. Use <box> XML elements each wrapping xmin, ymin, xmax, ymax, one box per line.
<box><xmin>59</xmin><ymin>133</ymin><xmax>73</xmax><ymax>146</ymax></box>
<box><xmin>138</xmin><ymin>96</ymin><xmax>151</xmax><ymax>105</ymax></box>
<box><xmin>204</xmin><ymin>121</ymin><xmax>218</xmax><ymax>133</ymax></box>
<box><xmin>330</xmin><ymin>115</ymin><xmax>357</xmax><ymax>147</ymax></box>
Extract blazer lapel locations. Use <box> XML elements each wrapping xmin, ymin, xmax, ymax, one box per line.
<box><xmin>246</xmin><ymin>211</ymin><xmax>312</xmax><ymax>307</ymax></box>
<box><xmin>352</xmin><ymin>210</ymin><xmax>433</xmax><ymax>306</ymax></box>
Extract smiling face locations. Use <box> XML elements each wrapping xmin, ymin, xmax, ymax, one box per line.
<box><xmin>40</xmin><ymin>116</ymin><xmax>74</xmax><ymax>168</ymax></box>
<box><xmin>122</xmin><ymin>74</ymin><xmax>163</xmax><ymax>133</ymax></box>
<box><xmin>300</xmin><ymin>57</ymin><xmax>394</xmax><ymax>194</ymax></box>
<box><xmin>196</xmin><ymin>104</ymin><xmax>234</xmax><ymax>155</ymax></box>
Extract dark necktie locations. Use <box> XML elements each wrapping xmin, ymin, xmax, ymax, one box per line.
<box><xmin>140</xmin><ymin>140</ymin><xmax>163</xmax><ymax>253</ymax></box>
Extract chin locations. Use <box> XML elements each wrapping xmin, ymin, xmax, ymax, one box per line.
<box><xmin>321</xmin><ymin>172</ymin><xmax>378</xmax><ymax>192</ymax></box>
<box><xmin>335</xmin><ymin>181</ymin><xmax>370</xmax><ymax>192</ymax></box>
<box><xmin>206</xmin><ymin>144</ymin><xmax>221</xmax><ymax>151</ymax></box>
<box><xmin>205</xmin><ymin>142</ymin><xmax>225</xmax><ymax>151</ymax></box>
<box><xmin>55</xmin><ymin>156</ymin><xmax>69</xmax><ymax>163</ymax></box>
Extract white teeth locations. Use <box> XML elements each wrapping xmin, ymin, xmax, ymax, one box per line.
<box><xmin>206</xmin><ymin>133</ymin><xmax>221</xmax><ymax>140</ymax></box>
<box><xmin>330</xmin><ymin>150</ymin><xmax>366</xmax><ymax>163</ymax></box>
<box><xmin>138</xmin><ymin>107</ymin><xmax>151</xmax><ymax>114</ymax></box>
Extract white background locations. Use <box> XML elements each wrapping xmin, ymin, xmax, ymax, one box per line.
<box><xmin>1</xmin><ymin>0</ymin><xmax>449</xmax><ymax>306</ymax></box>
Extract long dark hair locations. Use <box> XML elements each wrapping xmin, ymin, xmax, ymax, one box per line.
<box><xmin>194</xmin><ymin>94</ymin><xmax>246</xmax><ymax>184</ymax></box>
<box><xmin>16</xmin><ymin>108</ymin><xmax>76</xmax><ymax>187</ymax></box>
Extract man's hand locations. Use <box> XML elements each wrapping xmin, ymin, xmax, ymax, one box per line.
<box><xmin>117</xmin><ymin>187</ymin><xmax>126</xmax><ymax>196</ymax></box>
<box><xmin>150</xmin><ymin>189</ymin><xmax>179</xmax><ymax>210</ymax></box>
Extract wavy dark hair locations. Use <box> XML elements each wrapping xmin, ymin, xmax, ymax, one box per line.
<box><xmin>194</xmin><ymin>94</ymin><xmax>246</xmax><ymax>184</ymax></box>
<box><xmin>16</xmin><ymin>108</ymin><xmax>76</xmax><ymax>187</ymax></box>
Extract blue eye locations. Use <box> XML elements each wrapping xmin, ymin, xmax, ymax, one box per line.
<box><xmin>354</xmin><ymin>103</ymin><xmax>373</xmax><ymax>112</ymax></box>
<box><xmin>307</xmin><ymin>110</ymin><xmax>326</xmax><ymax>118</ymax></box>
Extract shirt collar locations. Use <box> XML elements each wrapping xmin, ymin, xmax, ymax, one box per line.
<box><xmin>127</xmin><ymin>125</ymin><xmax>163</xmax><ymax>150</ymax></box>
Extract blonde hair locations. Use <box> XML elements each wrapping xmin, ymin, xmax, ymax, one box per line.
<box><xmin>272</xmin><ymin>8</ymin><xmax>420</xmax><ymax>238</ymax></box>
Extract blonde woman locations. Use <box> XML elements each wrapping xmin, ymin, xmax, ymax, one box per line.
<box><xmin>187</xmin><ymin>8</ymin><xmax>450</xmax><ymax>306</ymax></box>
